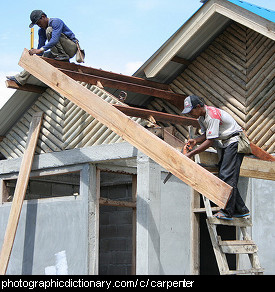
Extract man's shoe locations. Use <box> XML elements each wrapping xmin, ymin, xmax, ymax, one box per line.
<box><xmin>214</xmin><ymin>210</ymin><xmax>233</xmax><ymax>220</ymax></box>
<box><xmin>54</xmin><ymin>56</ymin><xmax>70</xmax><ymax>62</ymax></box>
<box><xmin>233</xmin><ymin>213</ymin><xmax>250</xmax><ymax>218</ymax></box>
<box><xmin>6</xmin><ymin>76</ymin><xmax>22</xmax><ymax>86</ymax></box>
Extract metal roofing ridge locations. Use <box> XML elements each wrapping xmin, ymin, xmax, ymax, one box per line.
<box><xmin>226</xmin><ymin>0</ymin><xmax>275</xmax><ymax>23</ymax></box>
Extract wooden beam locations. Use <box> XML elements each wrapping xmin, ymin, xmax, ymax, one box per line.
<box><xmin>250</xmin><ymin>143</ymin><xmax>275</xmax><ymax>162</ymax></box>
<box><xmin>5</xmin><ymin>80</ymin><xmax>46</xmax><ymax>94</ymax></box>
<box><xmin>99</xmin><ymin>197</ymin><xmax>136</xmax><ymax>208</ymax></box>
<box><xmin>59</xmin><ymin>68</ymin><xmax>186</xmax><ymax>108</ymax></box>
<box><xmin>113</xmin><ymin>104</ymin><xmax>198</xmax><ymax>127</ymax></box>
<box><xmin>0</xmin><ymin>112</ymin><xmax>43</xmax><ymax>275</ymax></box>
<box><xmin>240</xmin><ymin>156</ymin><xmax>275</xmax><ymax>180</ymax></box>
<box><xmin>42</xmin><ymin>57</ymin><xmax>170</xmax><ymax>91</ymax></box>
<box><xmin>19</xmin><ymin>49</ymin><xmax>233</xmax><ymax>208</ymax></box>
<box><xmin>171</xmin><ymin>56</ymin><xmax>191</xmax><ymax>66</ymax></box>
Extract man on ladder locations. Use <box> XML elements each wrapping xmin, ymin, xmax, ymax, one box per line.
<box><xmin>182</xmin><ymin>95</ymin><xmax>250</xmax><ymax>220</ymax></box>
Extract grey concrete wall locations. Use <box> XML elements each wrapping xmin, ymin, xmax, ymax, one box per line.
<box><xmin>136</xmin><ymin>152</ymin><xmax>192</xmax><ymax>275</ymax></box>
<box><xmin>0</xmin><ymin>141</ymin><xmax>273</xmax><ymax>275</ymax></box>
<box><xmin>160</xmin><ymin>172</ymin><xmax>192</xmax><ymax>275</ymax></box>
<box><xmin>0</xmin><ymin>197</ymin><xmax>89</xmax><ymax>275</ymax></box>
<box><xmin>234</xmin><ymin>177</ymin><xmax>275</xmax><ymax>274</ymax></box>
<box><xmin>0</xmin><ymin>165</ymin><xmax>90</xmax><ymax>275</ymax></box>
<box><xmin>250</xmin><ymin>178</ymin><xmax>275</xmax><ymax>275</ymax></box>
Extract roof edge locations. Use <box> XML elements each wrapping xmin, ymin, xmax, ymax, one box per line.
<box><xmin>142</xmin><ymin>0</ymin><xmax>275</xmax><ymax>79</ymax></box>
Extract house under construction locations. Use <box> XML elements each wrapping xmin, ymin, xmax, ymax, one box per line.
<box><xmin>0</xmin><ymin>0</ymin><xmax>274</xmax><ymax>275</ymax></box>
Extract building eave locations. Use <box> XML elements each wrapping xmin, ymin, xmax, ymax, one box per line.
<box><xmin>140</xmin><ymin>0</ymin><xmax>275</xmax><ymax>79</ymax></box>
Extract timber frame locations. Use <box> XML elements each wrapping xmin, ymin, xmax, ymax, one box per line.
<box><xmin>5</xmin><ymin>55</ymin><xmax>274</xmax><ymax>162</ymax></box>
<box><xmin>6</xmin><ymin>57</ymin><xmax>186</xmax><ymax>109</ymax></box>
<box><xmin>17</xmin><ymin>49</ymin><xmax>235</xmax><ymax>208</ymax></box>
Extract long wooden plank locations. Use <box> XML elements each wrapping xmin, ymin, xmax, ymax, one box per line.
<box><xmin>19</xmin><ymin>49</ymin><xmax>232</xmax><ymax>208</ymax></box>
<box><xmin>0</xmin><ymin>111</ymin><xmax>43</xmax><ymax>275</ymax></box>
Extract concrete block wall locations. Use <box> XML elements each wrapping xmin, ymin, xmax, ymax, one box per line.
<box><xmin>5</xmin><ymin>173</ymin><xmax>80</xmax><ymax>201</ymax></box>
<box><xmin>99</xmin><ymin>173</ymin><xmax>133</xmax><ymax>275</ymax></box>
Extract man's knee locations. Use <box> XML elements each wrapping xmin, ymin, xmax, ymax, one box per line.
<box><xmin>46</xmin><ymin>27</ymin><xmax>53</xmax><ymax>40</ymax></box>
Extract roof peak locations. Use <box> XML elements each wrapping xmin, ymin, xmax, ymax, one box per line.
<box><xmin>227</xmin><ymin>0</ymin><xmax>275</xmax><ymax>22</ymax></box>
<box><xmin>201</xmin><ymin>0</ymin><xmax>274</xmax><ymax>23</ymax></box>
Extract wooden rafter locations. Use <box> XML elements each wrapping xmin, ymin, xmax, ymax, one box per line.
<box><xmin>42</xmin><ymin>57</ymin><xmax>170</xmax><ymax>90</ymax></box>
<box><xmin>171</xmin><ymin>56</ymin><xmax>191</xmax><ymax>66</ymax></box>
<box><xmin>42</xmin><ymin>57</ymin><xmax>186</xmax><ymax>109</ymax></box>
<box><xmin>58</xmin><ymin>68</ymin><xmax>185</xmax><ymax>108</ymax></box>
<box><xmin>7</xmin><ymin>57</ymin><xmax>186</xmax><ymax>109</ymax></box>
<box><xmin>6</xmin><ymin>59</ymin><xmax>274</xmax><ymax>161</ymax></box>
<box><xmin>113</xmin><ymin>104</ymin><xmax>198</xmax><ymax>127</ymax></box>
<box><xmin>5</xmin><ymin>80</ymin><xmax>46</xmax><ymax>94</ymax></box>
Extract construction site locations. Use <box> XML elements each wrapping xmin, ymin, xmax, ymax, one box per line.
<box><xmin>0</xmin><ymin>0</ymin><xmax>274</xmax><ymax>275</ymax></box>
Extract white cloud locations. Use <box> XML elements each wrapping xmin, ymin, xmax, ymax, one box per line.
<box><xmin>123</xmin><ymin>61</ymin><xmax>143</xmax><ymax>75</ymax></box>
<box><xmin>0</xmin><ymin>72</ymin><xmax>17</xmax><ymax>109</ymax></box>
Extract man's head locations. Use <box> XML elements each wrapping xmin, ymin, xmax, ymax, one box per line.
<box><xmin>182</xmin><ymin>95</ymin><xmax>205</xmax><ymax>118</ymax></box>
<box><xmin>29</xmin><ymin>10</ymin><xmax>48</xmax><ymax>29</ymax></box>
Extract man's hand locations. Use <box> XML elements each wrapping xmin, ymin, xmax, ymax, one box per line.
<box><xmin>185</xmin><ymin>138</ymin><xmax>214</xmax><ymax>159</ymax></box>
<box><xmin>186</xmin><ymin>139</ymin><xmax>197</xmax><ymax>149</ymax></box>
<box><xmin>29</xmin><ymin>48</ymin><xmax>44</xmax><ymax>55</ymax></box>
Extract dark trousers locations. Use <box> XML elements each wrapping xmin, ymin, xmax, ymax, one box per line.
<box><xmin>218</xmin><ymin>142</ymin><xmax>249</xmax><ymax>217</ymax></box>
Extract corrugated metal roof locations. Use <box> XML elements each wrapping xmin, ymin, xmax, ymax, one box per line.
<box><xmin>227</xmin><ymin>0</ymin><xmax>275</xmax><ymax>22</ymax></box>
<box><xmin>0</xmin><ymin>84</ymin><xmax>150</xmax><ymax>159</ymax></box>
<box><xmin>0</xmin><ymin>76</ymin><xmax>46</xmax><ymax>136</ymax></box>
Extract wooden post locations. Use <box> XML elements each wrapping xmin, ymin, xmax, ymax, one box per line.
<box><xmin>18</xmin><ymin>49</ymin><xmax>232</xmax><ymax>208</ymax></box>
<box><xmin>87</xmin><ymin>165</ymin><xmax>100</xmax><ymax>275</ymax></box>
<box><xmin>136</xmin><ymin>153</ymin><xmax>161</xmax><ymax>274</ymax></box>
<box><xmin>0</xmin><ymin>112</ymin><xmax>43</xmax><ymax>275</ymax></box>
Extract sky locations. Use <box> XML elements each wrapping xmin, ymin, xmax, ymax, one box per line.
<box><xmin>0</xmin><ymin>0</ymin><xmax>274</xmax><ymax>109</ymax></box>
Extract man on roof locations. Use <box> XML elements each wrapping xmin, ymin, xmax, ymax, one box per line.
<box><xmin>182</xmin><ymin>95</ymin><xmax>250</xmax><ymax>220</ymax></box>
<box><xmin>7</xmin><ymin>10</ymin><xmax>81</xmax><ymax>86</ymax></box>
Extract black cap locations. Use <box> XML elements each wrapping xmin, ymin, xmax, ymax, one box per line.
<box><xmin>182</xmin><ymin>95</ymin><xmax>204</xmax><ymax>114</ymax></box>
<box><xmin>29</xmin><ymin>10</ymin><xmax>44</xmax><ymax>28</ymax></box>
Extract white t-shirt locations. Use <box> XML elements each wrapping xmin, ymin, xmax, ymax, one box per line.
<box><xmin>198</xmin><ymin>106</ymin><xmax>242</xmax><ymax>147</ymax></box>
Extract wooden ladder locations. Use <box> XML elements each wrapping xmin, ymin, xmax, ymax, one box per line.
<box><xmin>203</xmin><ymin>196</ymin><xmax>264</xmax><ymax>275</ymax></box>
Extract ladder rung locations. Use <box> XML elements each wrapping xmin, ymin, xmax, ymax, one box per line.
<box><xmin>218</xmin><ymin>240</ymin><xmax>255</xmax><ymax>246</ymax></box>
<box><xmin>201</xmin><ymin>195</ymin><xmax>262</xmax><ymax>275</ymax></box>
<box><xmin>224</xmin><ymin>268</ymin><xmax>264</xmax><ymax>275</ymax></box>
<box><xmin>193</xmin><ymin>207</ymin><xmax>220</xmax><ymax>213</ymax></box>
<box><xmin>208</xmin><ymin>216</ymin><xmax>252</xmax><ymax>227</ymax></box>
<box><xmin>219</xmin><ymin>240</ymin><xmax>258</xmax><ymax>254</ymax></box>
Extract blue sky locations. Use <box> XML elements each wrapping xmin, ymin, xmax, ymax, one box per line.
<box><xmin>0</xmin><ymin>0</ymin><xmax>274</xmax><ymax>108</ymax></box>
